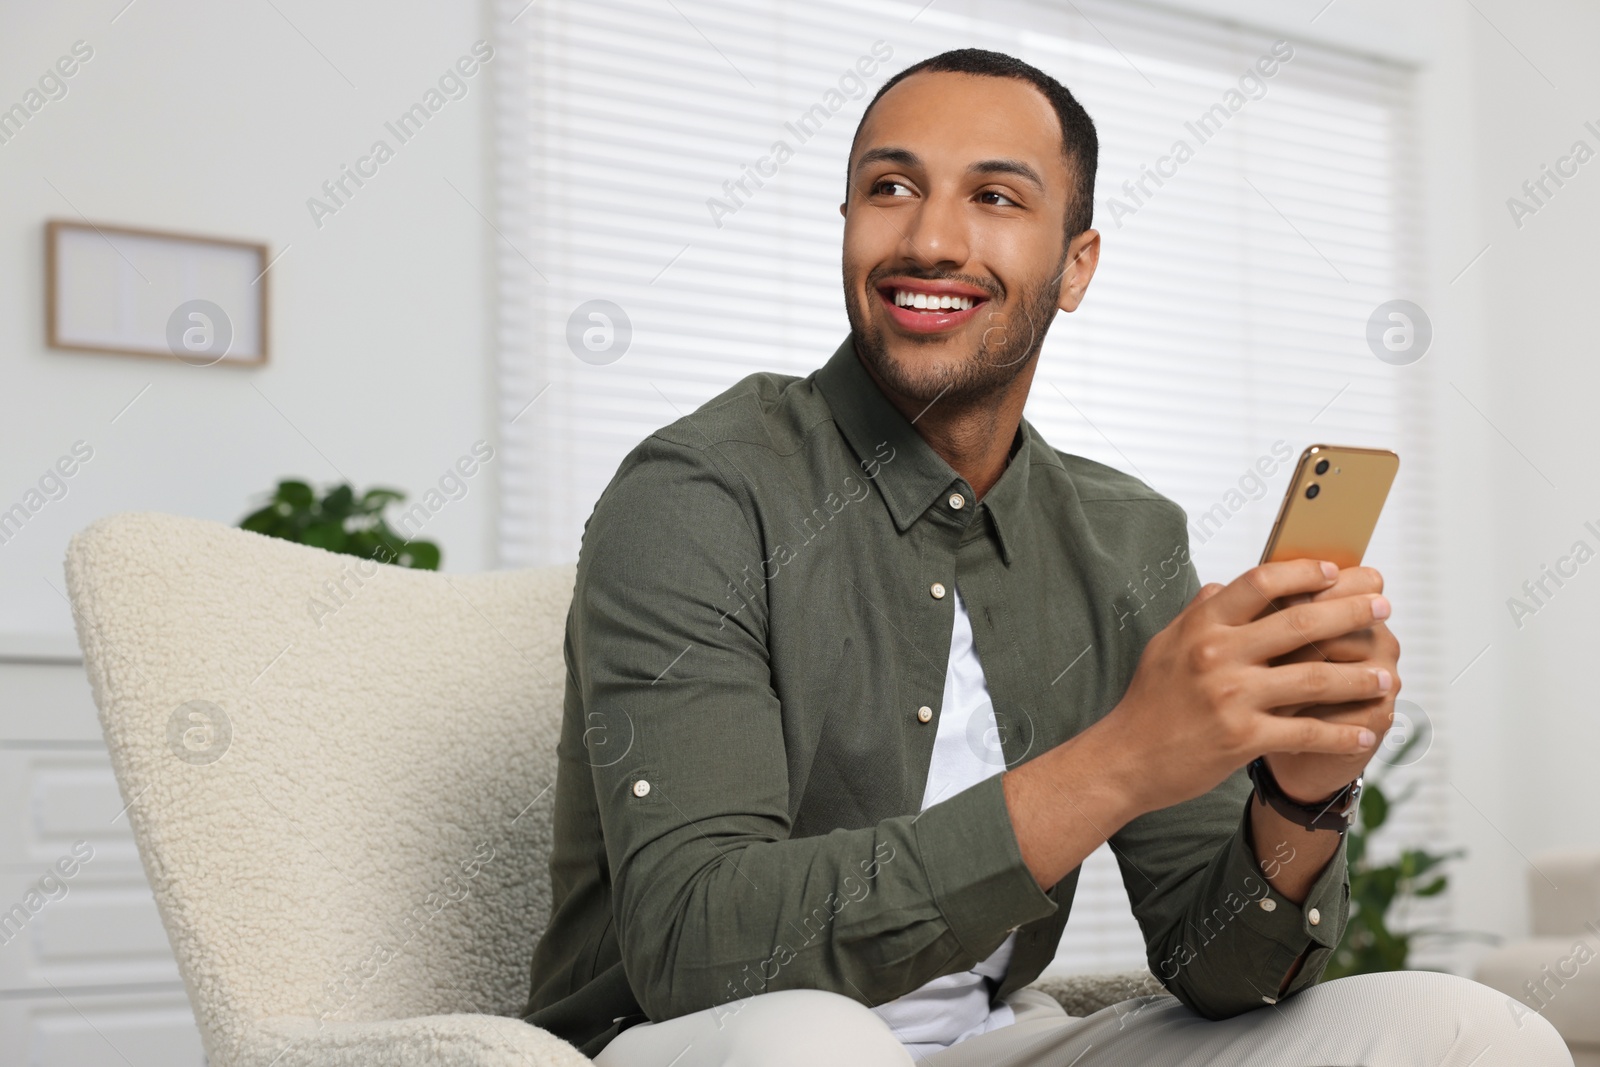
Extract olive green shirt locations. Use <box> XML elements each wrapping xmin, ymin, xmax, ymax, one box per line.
<box><xmin>522</xmin><ymin>336</ymin><xmax>1348</xmax><ymax>1056</ymax></box>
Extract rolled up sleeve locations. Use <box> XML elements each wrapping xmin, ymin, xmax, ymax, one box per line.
<box><xmin>1108</xmin><ymin>766</ymin><xmax>1350</xmax><ymax>1018</ymax></box>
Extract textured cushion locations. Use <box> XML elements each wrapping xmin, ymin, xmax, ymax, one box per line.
<box><xmin>64</xmin><ymin>511</ymin><xmax>1160</xmax><ymax>1065</ymax></box>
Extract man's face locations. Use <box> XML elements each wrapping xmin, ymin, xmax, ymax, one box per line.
<box><xmin>841</xmin><ymin>71</ymin><xmax>1097</xmax><ymax>406</ymax></box>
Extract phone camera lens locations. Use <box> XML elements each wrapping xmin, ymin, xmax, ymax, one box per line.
<box><xmin>1314</xmin><ymin>459</ymin><xmax>1330</xmax><ymax>475</ymax></box>
<box><xmin>1306</xmin><ymin>484</ymin><xmax>1321</xmax><ymax>499</ymax></box>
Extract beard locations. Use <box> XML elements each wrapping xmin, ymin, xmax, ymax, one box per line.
<box><xmin>842</xmin><ymin>256</ymin><xmax>1065</xmax><ymax>407</ymax></box>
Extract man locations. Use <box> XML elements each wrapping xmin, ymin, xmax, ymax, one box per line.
<box><xmin>522</xmin><ymin>49</ymin><xmax>1571</xmax><ymax>1066</ymax></box>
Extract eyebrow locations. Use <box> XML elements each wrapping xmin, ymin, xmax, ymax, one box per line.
<box><xmin>970</xmin><ymin>158</ymin><xmax>1046</xmax><ymax>192</ymax></box>
<box><xmin>852</xmin><ymin>147</ymin><xmax>1047</xmax><ymax>194</ymax></box>
<box><xmin>853</xmin><ymin>146</ymin><xmax>920</xmax><ymax>175</ymax></box>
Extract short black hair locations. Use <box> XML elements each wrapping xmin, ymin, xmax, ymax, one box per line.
<box><xmin>850</xmin><ymin>48</ymin><xmax>1099</xmax><ymax>239</ymax></box>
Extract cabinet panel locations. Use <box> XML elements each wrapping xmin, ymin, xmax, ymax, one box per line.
<box><xmin>0</xmin><ymin>989</ymin><xmax>205</xmax><ymax>1067</ymax></box>
<box><xmin>0</xmin><ymin>868</ymin><xmax>179</xmax><ymax>990</ymax></box>
<box><xmin>0</xmin><ymin>662</ymin><xmax>101</xmax><ymax>743</ymax></box>
<box><xmin>0</xmin><ymin>750</ymin><xmax>139</xmax><ymax>869</ymax></box>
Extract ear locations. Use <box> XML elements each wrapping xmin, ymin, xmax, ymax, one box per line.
<box><xmin>1056</xmin><ymin>228</ymin><xmax>1101</xmax><ymax>314</ymax></box>
<box><xmin>839</xmin><ymin>201</ymin><xmax>847</xmax><ymax>219</ymax></box>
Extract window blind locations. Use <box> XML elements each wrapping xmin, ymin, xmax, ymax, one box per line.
<box><xmin>493</xmin><ymin>0</ymin><xmax>1444</xmax><ymax>976</ymax></box>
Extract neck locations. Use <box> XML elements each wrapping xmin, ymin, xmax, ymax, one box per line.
<box><xmin>859</xmin><ymin>352</ymin><xmax>1038</xmax><ymax>501</ymax></box>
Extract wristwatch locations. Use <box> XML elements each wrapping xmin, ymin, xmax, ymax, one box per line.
<box><xmin>1247</xmin><ymin>757</ymin><xmax>1362</xmax><ymax>834</ymax></box>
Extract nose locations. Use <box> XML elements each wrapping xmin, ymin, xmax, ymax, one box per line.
<box><xmin>898</xmin><ymin>182</ymin><xmax>970</xmax><ymax>272</ymax></box>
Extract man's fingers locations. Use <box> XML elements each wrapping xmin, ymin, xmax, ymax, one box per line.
<box><xmin>1283</xmin><ymin>697</ymin><xmax>1394</xmax><ymax>736</ymax></box>
<box><xmin>1243</xmin><ymin>592</ymin><xmax>1390</xmax><ymax>662</ymax></box>
<box><xmin>1255</xmin><ymin>660</ymin><xmax>1392</xmax><ymax>708</ymax></box>
<box><xmin>1271</xmin><ymin>628</ymin><xmax>1378</xmax><ymax>666</ymax></box>
<box><xmin>1255</xmin><ymin>567</ymin><xmax>1384</xmax><ymax>620</ymax></box>
<box><xmin>1312</xmin><ymin>566</ymin><xmax>1383</xmax><ymax>601</ymax></box>
<box><xmin>1204</xmin><ymin>560</ymin><xmax>1339</xmax><ymax>625</ymax></box>
<box><xmin>1255</xmin><ymin>713</ymin><xmax>1377</xmax><ymax>756</ymax></box>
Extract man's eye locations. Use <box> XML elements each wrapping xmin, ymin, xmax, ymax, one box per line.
<box><xmin>872</xmin><ymin>180</ymin><xmax>914</xmax><ymax>198</ymax></box>
<box><xmin>979</xmin><ymin>190</ymin><xmax>1019</xmax><ymax>207</ymax></box>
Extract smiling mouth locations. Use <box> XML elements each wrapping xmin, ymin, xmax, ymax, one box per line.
<box><xmin>875</xmin><ymin>284</ymin><xmax>990</xmax><ymax>335</ymax></box>
<box><xmin>885</xmin><ymin>288</ymin><xmax>980</xmax><ymax>311</ymax></box>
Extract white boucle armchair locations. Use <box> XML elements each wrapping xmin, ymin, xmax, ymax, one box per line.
<box><xmin>63</xmin><ymin>512</ymin><xmax>1162</xmax><ymax>1066</ymax></box>
<box><xmin>1474</xmin><ymin>852</ymin><xmax>1600</xmax><ymax>1067</ymax></box>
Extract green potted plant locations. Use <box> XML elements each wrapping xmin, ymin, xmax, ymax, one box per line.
<box><xmin>1324</xmin><ymin>727</ymin><xmax>1488</xmax><ymax>978</ymax></box>
<box><xmin>239</xmin><ymin>479</ymin><xmax>441</xmax><ymax>570</ymax></box>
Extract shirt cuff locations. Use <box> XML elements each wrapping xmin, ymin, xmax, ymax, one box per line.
<box><xmin>1226</xmin><ymin>800</ymin><xmax>1350</xmax><ymax>999</ymax></box>
<box><xmin>912</xmin><ymin>773</ymin><xmax>1058</xmax><ymax>960</ymax></box>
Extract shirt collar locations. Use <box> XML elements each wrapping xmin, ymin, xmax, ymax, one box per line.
<box><xmin>814</xmin><ymin>334</ymin><xmax>1059</xmax><ymax>565</ymax></box>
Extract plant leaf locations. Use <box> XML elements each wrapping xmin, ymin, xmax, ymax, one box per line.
<box><xmin>402</xmin><ymin>540</ymin><xmax>441</xmax><ymax>570</ymax></box>
<box><xmin>1361</xmin><ymin>783</ymin><xmax>1389</xmax><ymax>832</ymax></box>
<box><xmin>277</xmin><ymin>480</ymin><xmax>314</xmax><ymax>508</ymax></box>
<box><xmin>320</xmin><ymin>484</ymin><xmax>356</xmax><ymax>519</ymax></box>
<box><xmin>239</xmin><ymin>506</ymin><xmax>281</xmax><ymax>533</ymax></box>
<box><xmin>301</xmin><ymin>522</ymin><xmax>347</xmax><ymax>552</ymax></box>
<box><xmin>362</xmin><ymin>487</ymin><xmax>406</xmax><ymax>509</ymax></box>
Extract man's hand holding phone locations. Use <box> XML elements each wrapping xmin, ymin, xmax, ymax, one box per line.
<box><xmin>1096</xmin><ymin>558</ymin><xmax>1395</xmax><ymax>819</ymax></box>
<box><xmin>1003</xmin><ymin>445</ymin><xmax>1399</xmax><ymax>907</ymax></box>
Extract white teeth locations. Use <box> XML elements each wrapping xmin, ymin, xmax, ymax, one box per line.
<box><xmin>892</xmin><ymin>289</ymin><xmax>975</xmax><ymax>311</ymax></box>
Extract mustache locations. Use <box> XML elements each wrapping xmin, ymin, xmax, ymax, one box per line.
<box><xmin>867</xmin><ymin>267</ymin><xmax>1002</xmax><ymax>302</ymax></box>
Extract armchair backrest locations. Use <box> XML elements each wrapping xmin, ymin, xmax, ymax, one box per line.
<box><xmin>64</xmin><ymin>513</ymin><xmax>573</xmax><ymax>1057</ymax></box>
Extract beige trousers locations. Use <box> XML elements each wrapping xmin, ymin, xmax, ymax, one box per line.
<box><xmin>594</xmin><ymin>971</ymin><xmax>1573</xmax><ymax>1066</ymax></box>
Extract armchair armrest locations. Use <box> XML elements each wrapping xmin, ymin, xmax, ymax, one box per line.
<box><xmin>1474</xmin><ymin>938</ymin><xmax>1600</xmax><ymax>1047</ymax></box>
<box><xmin>1028</xmin><ymin>970</ymin><xmax>1170</xmax><ymax>1017</ymax></box>
<box><xmin>1531</xmin><ymin>851</ymin><xmax>1600</xmax><ymax>938</ymax></box>
<box><xmin>239</xmin><ymin>1012</ymin><xmax>592</xmax><ymax>1067</ymax></box>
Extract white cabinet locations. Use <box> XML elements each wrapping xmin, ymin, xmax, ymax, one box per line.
<box><xmin>0</xmin><ymin>642</ymin><xmax>206</xmax><ymax>1065</ymax></box>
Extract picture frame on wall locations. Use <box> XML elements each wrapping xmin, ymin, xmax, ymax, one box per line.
<box><xmin>45</xmin><ymin>219</ymin><xmax>270</xmax><ymax>367</ymax></box>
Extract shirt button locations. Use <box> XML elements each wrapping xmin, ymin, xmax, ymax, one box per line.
<box><xmin>917</xmin><ymin>706</ymin><xmax>933</xmax><ymax>723</ymax></box>
<box><xmin>1259</xmin><ymin>897</ymin><xmax>1277</xmax><ymax>913</ymax></box>
<box><xmin>930</xmin><ymin>582</ymin><xmax>946</xmax><ymax>599</ymax></box>
<box><xmin>948</xmin><ymin>493</ymin><xmax>966</xmax><ymax>510</ymax></box>
<box><xmin>1308</xmin><ymin>907</ymin><xmax>1321</xmax><ymax>926</ymax></box>
<box><xmin>632</xmin><ymin>779</ymin><xmax>651</xmax><ymax>798</ymax></box>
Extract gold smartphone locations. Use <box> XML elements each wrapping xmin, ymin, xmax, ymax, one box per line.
<box><xmin>1260</xmin><ymin>445</ymin><xmax>1399</xmax><ymax>569</ymax></box>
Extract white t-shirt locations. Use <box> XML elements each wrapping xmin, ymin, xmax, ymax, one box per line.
<box><xmin>871</xmin><ymin>586</ymin><xmax>1018</xmax><ymax>1055</ymax></box>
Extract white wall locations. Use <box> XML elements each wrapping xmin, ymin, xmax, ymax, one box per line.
<box><xmin>1172</xmin><ymin>0</ymin><xmax>1600</xmax><ymax>965</ymax></box>
<box><xmin>1467</xmin><ymin>0</ymin><xmax>1600</xmax><ymax>940</ymax></box>
<box><xmin>0</xmin><ymin>0</ymin><xmax>498</xmax><ymax>642</ymax></box>
<box><xmin>3</xmin><ymin>0</ymin><xmax>1595</xmax><ymax>975</ymax></box>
